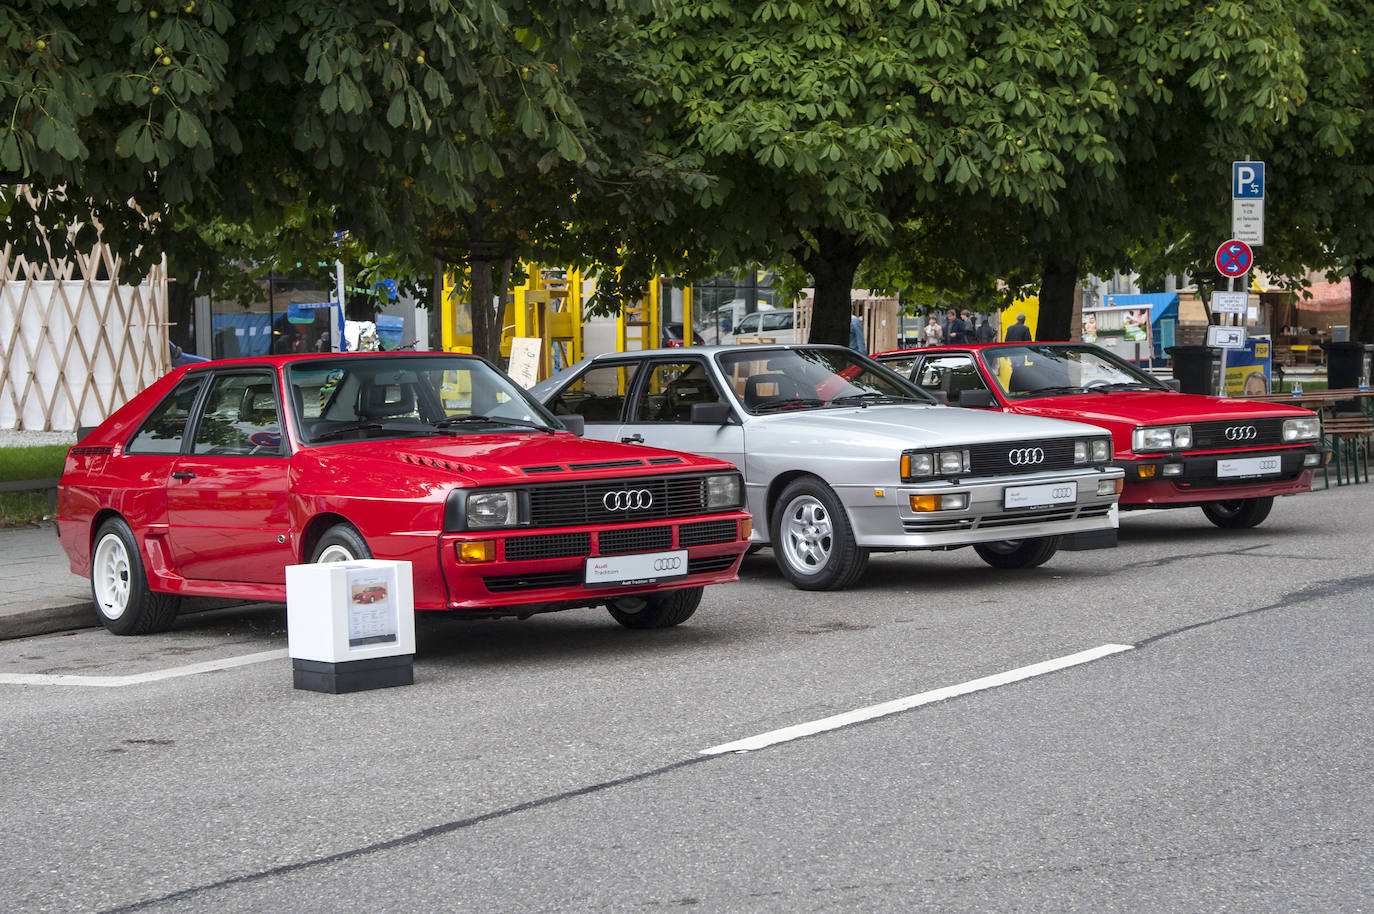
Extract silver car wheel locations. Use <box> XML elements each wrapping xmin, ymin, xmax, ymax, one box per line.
<box><xmin>779</xmin><ymin>494</ymin><xmax>834</xmax><ymax>572</ymax></box>
<box><xmin>315</xmin><ymin>543</ymin><xmax>357</xmax><ymax>563</ymax></box>
<box><xmin>92</xmin><ymin>533</ymin><xmax>132</xmax><ymax>620</ymax></box>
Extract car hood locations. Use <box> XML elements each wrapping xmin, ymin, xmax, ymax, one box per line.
<box><xmin>298</xmin><ymin>432</ymin><xmax>730</xmax><ymax>487</ymax></box>
<box><xmin>1008</xmin><ymin>391</ymin><xmax>1315</xmax><ymax>431</ymax></box>
<box><xmin>747</xmin><ymin>404</ymin><xmax>1106</xmax><ymax>444</ymax></box>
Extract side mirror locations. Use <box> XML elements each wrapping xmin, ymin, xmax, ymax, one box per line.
<box><xmin>690</xmin><ymin>402</ymin><xmax>733</xmax><ymax>425</ymax></box>
<box><xmin>957</xmin><ymin>389</ymin><xmax>996</xmax><ymax>409</ymax></box>
<box><xmin>557</xmin><ymin>414</ymin><xmax>585</xmax><ymax>436</ymax></box>
<box><xmin>1166</xmin><ymin>379</ymin><xmax>1182</xmax><ymax>392</ymax></box>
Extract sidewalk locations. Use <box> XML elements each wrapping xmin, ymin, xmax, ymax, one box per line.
<box><xmin>0</xmin><ymin>523</ymin><xmax>96</xmax><ymax>640</ymax></box>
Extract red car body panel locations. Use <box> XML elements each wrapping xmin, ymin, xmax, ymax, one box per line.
<box><xmin>877</xmin><ymin>343</ymin><xmax>1323</xmax><ymax>508</ymax></box>
<box><xmin>58</xmin><ymin>354</ymin><xmax>750</xmax><ymax>615</ymax></box>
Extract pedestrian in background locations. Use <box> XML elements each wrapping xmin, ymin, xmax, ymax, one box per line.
<box><xmin>946</xmin><ymin>309</ymin><xmax>968</xmax><ymax>343</ymax></box>
<box><xmin>976</xmin><ymin>315</ymin><xmax>998</xmax><ymax>343</ymax></box>
<box><xmin>1005</xmin><ymin>312</ymin><xmax>1033</xmax><ymax>342</ymax></box>
<box><xmin>849</xmin><ymin>313</ymin><xmax>867</xmax><ymax>354</ymax></box>
<box><xmin>923</xmin><ymin>315</ymin><xmax>943</xmax><ymax>346</ymax></box>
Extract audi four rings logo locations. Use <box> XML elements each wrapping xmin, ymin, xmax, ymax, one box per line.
<box><xmin>653</xmin><ymin>556</ymin><xmax>683</xmax><ymax>572</ymax></box>
<box><xmin>1225</xmin><ymin>425</ymin><xmax>1258</xmax><ymax>441</ymax></box>
<box><xmin>1007</xmin><ymin>447</ymin><xmax>1045</xmax><ymax>466</ymax></box>
<box><xmin>604</xmin><ymin>489</ymin><xmax>653</xmax><ymax>511</ymax></box>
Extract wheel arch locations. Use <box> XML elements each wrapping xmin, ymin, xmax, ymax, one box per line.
<box><xmin>299</xmin><ymin>512</ymin><xmax>359</xmax><ymax>562</ymax></box>
<box><xmin>763</xmin><ymin>469</ymin><xmax>828</xmax><ymax>538</ymax></box>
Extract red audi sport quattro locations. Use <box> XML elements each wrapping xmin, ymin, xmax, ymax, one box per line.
<box><xmin>57</xmin><ymin>352</ymin><xmax>750</xmax><ymax>635</ymax></box>
<box><xmin>876</xmin><ymin>342</ymin><xmax>1325</xmax><ymax>529</ymax></box>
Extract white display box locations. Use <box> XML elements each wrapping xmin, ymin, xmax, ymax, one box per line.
<box><xmin>286</xmin><ymin>560</ymin><xmax>416</xmax><ymax>664</ymax></box>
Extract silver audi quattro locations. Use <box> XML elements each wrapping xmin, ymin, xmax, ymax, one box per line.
<box><xmin>531</xmin><ymin>344</ymin><xmax>1125</xmax><ymax>591</ymax></box>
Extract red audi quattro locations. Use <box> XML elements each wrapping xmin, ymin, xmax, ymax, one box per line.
<box><xmin>875</xmin><ymin>342</ymin><xmax>1325</xmax><ymax>529</ymax></box>
<box><xmin>58</xmin><ymin>352</ymin><xmax>750</xmax><ymax>635</ymax></box>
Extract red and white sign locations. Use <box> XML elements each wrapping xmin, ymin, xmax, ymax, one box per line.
<box><xmin>1214</xmin><ymin>239</ymin><xmax>1253</xmax><ymax>278</ymax></box>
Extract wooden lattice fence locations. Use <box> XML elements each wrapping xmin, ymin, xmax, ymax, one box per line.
<box><xmin>1</xmin><ymin>244</ymin><xmax>168</xmax><ymax>432</ymax></box>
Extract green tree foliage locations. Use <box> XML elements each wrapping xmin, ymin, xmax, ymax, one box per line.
<box><xmin>0</xmin><ymin>0</ymin><xmax>652</xmax><ymax>295</ymax></box>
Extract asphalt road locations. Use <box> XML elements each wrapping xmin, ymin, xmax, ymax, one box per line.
<box><xmin>1</xmin><ymin>486</ymin><xmax>1371</xmax><ymax>913</ymax></box>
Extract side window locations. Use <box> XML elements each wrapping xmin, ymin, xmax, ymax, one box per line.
<box><xmin>632</xmin><ymin>361</ymin><xmax>722</xmax><ymax>422</ymax></box>
<box><xmin>882</xmin><ymin>356</ymin><xmax>917</xmax><ymax>377</ymax></box>
<box><xmin>127</xmin><ymin>377</ymin><xmax>205</xmax><ymax>454</ymax></box>
<box><xmin>545</xmin><ymin>363</ymin><xmax>638</xmax><ymax>423</ymax></box>
<box><xmin>761</xmin><ymin>311</ymin><xmax>793</xmax><ymax>332</ymax></box>
<box><xmin>736</xmin><ymin>314</ymin><xmax>760</xmax><ymax>335</ymax></box>
<box><xmin>915</xmin><ymin>355</ymin><xmax>986</xmax><ymax>400</ymax></box>
<box><xmin>192</xmin><ymin>373</ymin><xmax>283</xmax><ymax>456</ymax></box>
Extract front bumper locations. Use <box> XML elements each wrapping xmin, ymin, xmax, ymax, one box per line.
<box><xmin>438</xmin><ymin>512</ymin><xmax>751</xmax><ymax>612</ymax></box>
<box><xmin>1117</xmin><ymin>445</ymin><xmax>1324</xmax><ymax>506</ymax></box>
<box><xmin>838</xmin><ymin>467</ymin><xmax>1124</xmax><ymax>549</ymax></box>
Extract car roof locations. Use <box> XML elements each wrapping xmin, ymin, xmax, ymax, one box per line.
<box><xmin>878</xmin><ymin>341</ymin><xmax>1077</xmax><ymax>356</ymax></box>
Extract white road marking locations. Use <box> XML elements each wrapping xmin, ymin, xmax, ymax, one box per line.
<box><xmin>700</xmin><ymin>643</ymin><xmax>1134</xmax><ymax>755</ymax></box>
<box><xmin>0</xmin><ymin>648</ymin><xmax>289</xmax><ymax>687</ymax></box>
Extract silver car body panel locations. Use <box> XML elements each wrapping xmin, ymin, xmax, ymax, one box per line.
<box><xmin>534</xmin><ymin>347</ymin><xmax>1124</xmax><ymax>549</ymax></box>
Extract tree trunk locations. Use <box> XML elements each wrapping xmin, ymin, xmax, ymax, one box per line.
<box><xmin>1037</xmin><ymin>253</ymin><xmax>1079</xmax><ymax>341</ymax></box>
<box><xmin>1351</xmin><ymin>259</ymin><xmax>1374</xmax><ymax>344</ymax></box>
<box><xmin>798</xmin><ymin>229</ymin><xmax>868</xmax><ymax>346</ymax></box>
<box><xmin>469</xmin><ymin>257</ymin><xmax>500</xmax><ymax>360</ymax></box>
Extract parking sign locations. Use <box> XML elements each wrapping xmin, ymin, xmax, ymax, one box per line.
<box><xmin>1233</xmin><ymin>161</ymin><xmax>1265</xmax><ymax>199</ymax></box>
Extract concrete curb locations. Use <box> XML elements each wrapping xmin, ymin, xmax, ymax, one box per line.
<box><xmin>0</xmin><ymin>602</ymin><xmax>95</xmax><ymax>640</ymax></box>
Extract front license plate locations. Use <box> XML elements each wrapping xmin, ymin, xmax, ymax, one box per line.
<box><xmin>1004</xmin><ymin>482</ymin><xmax>1078</xmax><ymax>509</ymax></box>
<box><xmin>1217</xmin><ymin>455</ymin><xmax>1282</xmax><ymax>478</ymax></box>
<box><xmin>585</xmin><ymin>549</ymin><xmax>688</xmax><ymax>587</ymax></box>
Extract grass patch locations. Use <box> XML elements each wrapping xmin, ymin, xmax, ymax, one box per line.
<box><xmin>0</xmin><ymin>444</ymin><xmax>69</xmax><ymax>527</ymax></box>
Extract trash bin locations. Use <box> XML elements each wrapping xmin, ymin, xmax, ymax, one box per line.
<box><xmin>1165</xmin><ymin>345</ymin><xmax>1217</xmax><ymax>395</ymax></box>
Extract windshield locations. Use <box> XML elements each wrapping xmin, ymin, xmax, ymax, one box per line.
<box><xmin>287</xmin><ymin>355</ymin><xmax>559</xmax><ymax>444</ymax></box>
<box><xmin>983</xmin><ymin>344</ymin><xmax>1170</xmax><ymax>399</ymax></box>
<box><xmin>715</xmin><ymin>347</ymin><xmax>936</xmax><ymax>414</ymax></box>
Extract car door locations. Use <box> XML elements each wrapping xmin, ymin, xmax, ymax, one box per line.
<box><xmin>615</xmin><ymin>358</ymin><xmax>746</xmax><ymax>470</ymax></box>
<box><xmin>164</xmin><ymin>369</ymin><xmax>296</xmax><ymax>583</ymax></box>
<box><xmin>542</xmin><ymin>360</ymin><xmax>640</xmax><ymax>443</ymax></box>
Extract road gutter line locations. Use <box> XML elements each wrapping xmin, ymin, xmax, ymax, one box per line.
<box><xmin>700</xmin><ymin>643</ymin><xmax>1134</xmax><ymax>755</ymax></box>
<box><xmin>0</xmin><ymin>648</ymin><xmax>289</xmax><ymax>687</ymax></box>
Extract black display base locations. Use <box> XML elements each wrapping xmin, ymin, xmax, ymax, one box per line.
<box><xmin>293</xmin><ymin>655</ymin><xmax>414</xmax><ymax>693</ymax></box>
<box><xmin>1062</xmin><ymin>528</ymin><xmax>1119</xmax><ymax>551</ymax></box>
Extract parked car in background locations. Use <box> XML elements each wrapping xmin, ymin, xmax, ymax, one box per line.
<box><xmin>58</xmin><ymin>352</ymin><xmax>750</xmax><ymax>635</ymax></box>
<box><xmin>875</xmin><ymin>342</ymin><xmax>1325</xmax><ymax>528</ymax></box>
<box><xmin>722</xmin><ymin>308</ymin><xmax>800</xmax><ymax>345</ymax></box>
<box><xmin>531</xmin><ymin>344</ymin><xmax>1124</xmax><ymax>590</ymax></box>
<box><xmin>662</xmin><ymin>322</ymin><xmax>705</xmax><ymax>348</ymax></box>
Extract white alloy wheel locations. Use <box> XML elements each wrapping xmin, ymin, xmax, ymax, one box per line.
<box><xmin>315</xmin><ymin>543</ymin><xmax>358</xmax><ymax>563</ymax></box>
<box><xmin>93</xmin><ymin>532</ymin><xmax>132</xmax><ymax>620</ymax></box>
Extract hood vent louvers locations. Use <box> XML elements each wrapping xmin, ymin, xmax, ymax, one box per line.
<box><xmin>398</xmin><ymin>453</ymin><xmax>477</xmax><ymax>474</ymax></box>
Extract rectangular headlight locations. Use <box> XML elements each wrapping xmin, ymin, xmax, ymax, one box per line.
<box><xmin>466</xmin><ymin>490</ymin><xmax>519</xmax><ymax>529</ymax></box>
<box><xmin>1132</xmin><ymin>425</ymin><xmax>1192</xmax><ymax>452</ymax></box>
<box><xmin>1092</xmin><ymin>438</ymin><xmax>1112</xmax><ymax>462</ymax></box>
<box><xmin>937</xmin><ymin>450</ymin><xmax>969</xmax><ymax>474</ymax></box>
<box><xmin>1282</xmin><ymin>417</ymin><xmax>1320</xmax><ymax>442</ymax></box>
<box><xmin>902</xmin><ymin>453</ymin><xmax>935</xmax><ymax>477</ymax></box>
<box><xmin>704</xmin><ymin>473</ymin><xmax>743</xmax><ymax>509</ymax></box>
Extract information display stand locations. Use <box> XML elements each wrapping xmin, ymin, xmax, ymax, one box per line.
<box><xmin>285</xmin><ymin>560</ymin><xmax>416</xmax><ymax>693</ymax></box>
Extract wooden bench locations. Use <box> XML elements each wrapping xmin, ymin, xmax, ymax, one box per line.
<box><xmin>1322</xmin><ymin>415</ymin><xmax>1372</xmax><ymax>486</ymax></box>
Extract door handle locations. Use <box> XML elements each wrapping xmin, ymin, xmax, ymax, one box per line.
<box><xmin>171</xmin><ymin>471</ymin><xmax>196</xmax><ymax>480</ymax></box>
<box><xmin>620</xmin><ymin>434</ymin><xmax>644</xmax><ymax>444</ymax></box>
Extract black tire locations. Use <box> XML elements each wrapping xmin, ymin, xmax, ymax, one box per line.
<box><xmin>973</xmin><ymin>535</ymin><xmax>1062</xmax><ymax>570</ymax></box>
<box><xmin>607</xmin><ymin>586</ymin><xmax>703</xmax><ymax>629</ymax></box>
<box><xmin>311</xmin><ymin>523</ymin><xmax>373</xmax><ymax>562</ymax></box>
<box><xmin>769</xmin><ymin>477</ymin><xmax>868</xmax><ymax>590</ymax></box>
<box><xmin>90</xmin><ymin>518</ymin><xmax>181</xmax><ymax>635</ymax></box>
<box><xmin>1201</xmin><ymin>496</ymin><xmax>1274</xmax><ymax>529</ymax></box>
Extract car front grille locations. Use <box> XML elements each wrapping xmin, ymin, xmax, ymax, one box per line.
<box><xmin>1189</xmin><ymin>418</ymin><xmax>1287</xmax><ymax>449</ymax></box>
<box><xmin>503</xmin><ymin>532</ymin><xmax>592</xmax><ymax>562</ymax></box>
<box><xmin>599</xmin><ymin>527</ymin><xmax>673</xmax><ymax>555</ymax></box>
<box><xmin>482</xmin><ymin>553</ymin><xmax>739</xmax><ymax>593</ymax></box>
<box><xmin>527</xmin><ymin>474</ymin><xmax>713</xmax><ymax>526</ymax></box>
<box><xmin>967</xmin><ymin>439</ymin><xmax>1081</xmax><ymax>476</ymax></box>
<box><xmin>679</xmin><ymin>519</ymin><xmax>740</xmax><ymax>547</ymax></box>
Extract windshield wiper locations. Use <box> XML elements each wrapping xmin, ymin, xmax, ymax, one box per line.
<box><xmin>1014</xmin><ymin>385</ymin><xmax>1086</xmax><ymax>397</ymax></box>
<box><xmin>829</xmin><ymin>393</ymin><xmax>927</xmax><ymax>407</ymax></box>
<box><xmin>751</xmin><ymin>397</ymin><xmax>826</xmax><ymax>413</ymax></box>
<box><xmin>311</xmin><ymin>421</ymin><xmax>427</xmax><ymax>442</ymax></box>
<box><xmin>431</xmin><ymin>415</ymin><xmax>556</xmax><ymax>434</ymax></box>
<box><xmin>1092</xmin><ymin>382</ymin><xmax>1161</xmax><ymax>392</ymax></box>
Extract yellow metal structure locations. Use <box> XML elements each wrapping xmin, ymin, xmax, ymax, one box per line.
<box><xmin>441</xmin><ymin>264</ymin><xmax>585</xmax><ymax>381</ymax></box>
<box><xmin>617</xmin><ymin>277</ymin><xmax>660</xmax><ymax>352</ymax></box>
